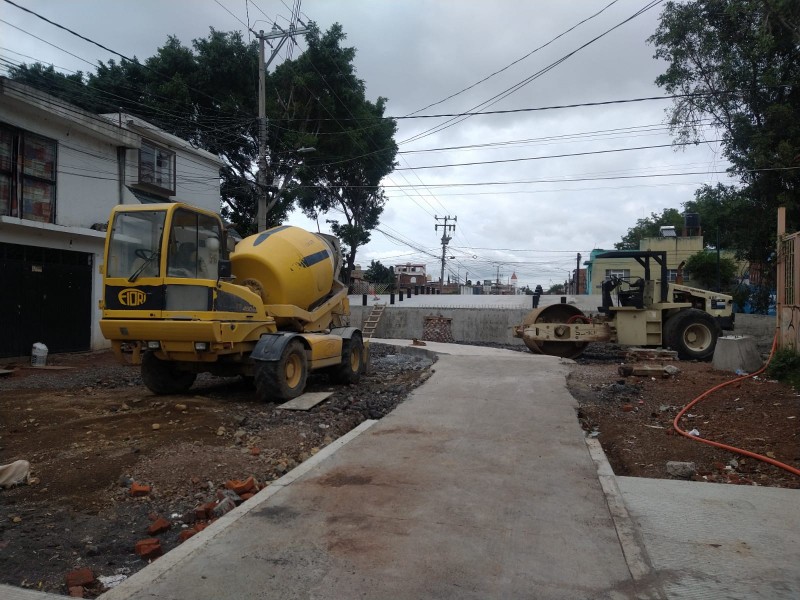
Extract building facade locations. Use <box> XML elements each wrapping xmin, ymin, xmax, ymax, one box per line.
<box><xmin>0</xmin><ymin>78</ymin><xmax>222</xmax><ymax>358</ymax></box>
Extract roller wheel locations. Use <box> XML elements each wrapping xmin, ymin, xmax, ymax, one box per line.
<box><xmin>254</xmin><ymin>340</ymin><xmax>308</xmax><ymax>402</ymax></box>
<box><xmin>330</xmin><ymin>334</ymin><xmax>364</xmax><ymax>385</ymax></box>
<box><xmin>141</xmin><ymin>351</ymin><xmax>196</xmax><ymax>394</ymax></box>
<box><xmin>521</xmin><ymin>303</ymin><xmax>588</xmax><ymax>359</ymax></box>
<box><xmin>664</xmin><ymin>309</ymin><xmax>720</xmax><ymax>361</ymax></box>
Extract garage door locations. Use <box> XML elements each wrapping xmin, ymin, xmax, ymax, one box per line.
<box><xmin>0</xmin><ymin>243</ymin><xmax>93</xmax><ymax>358</ymax></box>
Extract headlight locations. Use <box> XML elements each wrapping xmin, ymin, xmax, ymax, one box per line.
<box><xmin>147</xmin><ymin>341</ymin><xmax>160</xmax><ymax>349</ymax></box>
<box><xmin>194</xmin><ymin>342</ymin><xmax>208</xmax><ymax>351</ymax></box>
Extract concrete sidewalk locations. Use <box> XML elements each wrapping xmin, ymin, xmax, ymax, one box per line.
<box><xmin>100</xmin><ymin>341</ymin><xmax>654</xmax><ymax>600</ymax></box>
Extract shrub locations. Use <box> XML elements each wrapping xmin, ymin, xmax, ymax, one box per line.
<box><xmin>766</xmin><ymin>348</ymin><xmax>800</xmax><ymax>389</ymax></box>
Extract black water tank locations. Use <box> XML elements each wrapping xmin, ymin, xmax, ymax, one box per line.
<box><xmin>684</xmin><ymin>212</ymin><xmax>700</xmax><ymax>228</ymax></box>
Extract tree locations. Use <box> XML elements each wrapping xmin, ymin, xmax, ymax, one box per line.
<box><xmin>649</xmin><ymin>0</ymin><xmax>800</xmax><ymax>265</ymax></box>
<box><xmin>547</xmin><ymin>283</ymin><xmax>565</xmax><ymax>294</ymax></box>
<box><xmin>684</xmin><ymin>250</ymin><xmax>738</xmax><ymax>290</ymax></box>
<box><xmin>268</xmin><ymin>24</ymin><xmax>398</xmax><ymax>283</ymax></box>
<box><xmin>615</xmin><ymin>208</ymin><xmax>684</xmax><ymax>249</ymax></box>
<box><xmin>363</xmin><ymin>260</ymin><xmax>395</xmax><ymax>285</ymax></box>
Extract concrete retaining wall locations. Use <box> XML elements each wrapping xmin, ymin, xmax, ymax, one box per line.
<box><xmin>732</xmin><ymin>314</ymin><xmax>777</xmax><ymax>353</ymax></box>
<box><xmin>350</xmin><ymin>306</ymin><xmax>530</xmax><ymax>346</ymax></box>
<box><xmin>350</xmin><ymin>306</ymin><xmax>778</xmax><ymax>351</ymax></box>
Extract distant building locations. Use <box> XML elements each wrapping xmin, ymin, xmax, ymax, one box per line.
<box><xmin>395</xmin><ymin>263</ymin><xmax>427</xmax><ymax>287</ymax></box>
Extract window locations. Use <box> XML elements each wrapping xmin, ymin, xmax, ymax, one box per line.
<box><xmin>106</xmin><ymin>210</ymin><xmax>166</xmax><ymax>279</ymax></box>
<box><xmin>667</xmin><ymin>269</ymin><xmax>678</xmax><ymax>283</ymax></box>
<box><xmin>605</xmin><ymin>268</ymin><xmax>630</xmax><ymax>280</ymax></box>
<box><xmin>0</xmin><ymin>124</ymin><xmax>57</xmax><ymax>223</ymax></box>
<box><xmin>139</xmin><ymin>140</ymin><xmax>175</xmax><ymax>195</ymax></box>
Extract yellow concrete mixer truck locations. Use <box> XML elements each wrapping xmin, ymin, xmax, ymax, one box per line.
<box><xmin>99</xmin><ymin>202</ymin><xmax>364</xmax><ymax>401</ymax></box>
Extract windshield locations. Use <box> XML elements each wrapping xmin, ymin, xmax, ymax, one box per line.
<box><xmin>106</xmin><ymin>210</ymin><xmax>166</xmax><ymax>280</ymax></box>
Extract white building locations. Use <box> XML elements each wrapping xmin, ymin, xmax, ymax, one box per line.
<box><xmin>0</xmin><ymin>77</ymin><xmax>223</xmax><ymax>358</ymax></box>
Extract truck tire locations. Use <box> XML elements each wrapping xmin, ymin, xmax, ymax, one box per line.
<box><xmin>255</xmin><ymin>339</ymin><xmax>308</xmax><ymax>402</ymax></box>
<box><xmin>665</xmin><ymin>309</ymin><xmax>720</xmax><ymax>361</ymax></box>
<box><xmin>141</xmin><ymin>352</ymin><xmax>197</xmax><ymax>394</ymax></box>
<box><xmin>330</xmin><ymin>334</ymin><xmax>364</xmax><ymax>385</ymax></box>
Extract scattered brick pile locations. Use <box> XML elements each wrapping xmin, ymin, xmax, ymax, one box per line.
<box><xmin>60</xmin><ymin>477</ymin><xmax>265</xmax><ymax>597</ymax></box>
<box><xmin>422</xmin><ymin>315</ymin><xmax>454</xmax><ymax>343</ymax></box>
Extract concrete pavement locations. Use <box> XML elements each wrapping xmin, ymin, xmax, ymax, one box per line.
<box><xmin>100</xmin><ymin>341</ymin><xmax>656</xmax><ymax>600</ymax></box>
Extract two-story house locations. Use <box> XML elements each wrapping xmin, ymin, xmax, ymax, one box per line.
<box><xmin>0</xmin><ymin>77</ymin><xmax>223</xmax><ymax>358</ymax></box>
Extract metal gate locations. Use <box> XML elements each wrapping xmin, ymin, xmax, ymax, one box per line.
<box><xmin>0</xmin><ymin>243</ymin><xmax>93</xmax><ymax>358</ymax></box>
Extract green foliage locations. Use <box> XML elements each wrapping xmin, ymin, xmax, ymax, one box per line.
<box><xmin>270</xmin><ymin>23</ymin><xmax>398</xmax><ymax>282</ymax></box>
<box><xmin>547</xmin><ymin>283</ymin><xmax>565</xmax><ymax>294</ymax></box>
<box><xmin>649</xmin><ymin>0</ymin><xmax>800</xmax><ymax>265</ymax></box>
<box><xmin>766</xmin><ymin>348</ymin><xmax>800</xmax><ymax>388</ymax></box>
<box><xmin>684</xmin><ymin>251</ymin><xmax>738</xmax><ymax>290</ymax></box>
<box><xmin>614</xmin><ymin>208</ymin><xmax>684</xmax><ymax>250</ymax></box>
<box><xmin>363</xmin><ymin>260</ymin><xmax>395</xmax><ymax>285</ymax></box>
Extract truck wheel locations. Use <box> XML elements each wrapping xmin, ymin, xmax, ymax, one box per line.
<box><xmin>255</xmin><ymin>340</ymin><xmax>308</xmax><ymax>402</ymax></box>
<box><xmin>330</xmin><ymin>334</ymin><xmax>364</xmax><ymax>385</ymax></box>
<box><xmin>141</xmin><ymin>352</ymin><xmax>196</xmax><ymax>394</ymax></box>
<box><xmin>667</xmin><ymin>309</ymin><xmax>720</xmax><ymax>361</ymax></box>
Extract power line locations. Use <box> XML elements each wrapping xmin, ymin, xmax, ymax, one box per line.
<box><xmin>404</xmin><ymin>0</ymin><xmax>621</xmax><ymax>118</ymax></box>
<box><xmin>395</xmin><ymin>140</ymin><xmax>722</xmax><ymax>171</ymax></box>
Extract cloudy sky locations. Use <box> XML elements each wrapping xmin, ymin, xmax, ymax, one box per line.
<box><xmin>0</xmin><ymin>0</ymin><xmax>733</xmax><ymax>289</ymax></box>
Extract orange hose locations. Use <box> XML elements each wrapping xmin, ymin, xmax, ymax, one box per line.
<box><xmin>672</xmin><ymin>332</ymin><xmax>800</xmax><ymax>478</ymax></box>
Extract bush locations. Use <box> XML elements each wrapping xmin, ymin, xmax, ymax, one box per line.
<box><xmin>766</xmin><ymin>348</ymin><xmax>800</xmax><ymax>389</ymax></box>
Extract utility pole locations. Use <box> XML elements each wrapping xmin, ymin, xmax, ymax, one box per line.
<box><xmin>255</xmin><ymin>24</ymin><xmax>309</xmax><ymax>232</ymax></box>
<box><xmin>435</xmin><ymin>215</ymin><xmax>456</xmax><ymax>290</ymax></box>
<box><xmin>576</xmin><ymin>252</ymin><xmax>582</xmax><ymax>294</ymax></box>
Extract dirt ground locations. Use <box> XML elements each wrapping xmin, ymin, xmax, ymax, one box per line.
<box><xmin>1</xmin><ymin>342</ymin><xmax>798</xmax><ymax>597</ymax></box>
<box><xmin>569</xmin><ymin>345</ymin><xmax>800</xmax><ymax>489</ymax></box>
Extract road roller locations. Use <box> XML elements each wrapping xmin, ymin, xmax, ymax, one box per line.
<box><xmin>514</xmin><ymin>250</ymin><xmax>735</xmax><ymax>361</ymax></box>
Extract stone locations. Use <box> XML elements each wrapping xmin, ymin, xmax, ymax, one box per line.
<box><xmin>212</xmin><ymin>496</ymin><xmax>236</xmax><ymax>518</ymax></box>
<box><xmin>175</xmin><ymin>403</ymin><xmax>187</xmax><ymax>411</ymax></box>
<box><xmin>663</xmin><ymin>364</ymin><xmax>681</xmax><ymax>376</ymax></box>
<box><xmin>151</xmin><ymin>423</ymin><xmax>160</xmax><ymax>431</ymax></box>
<box><xmin>621</xmin><ymin>404</ymin><xmax>634</xmax><ymax>412</ymax></box>
<box><xmin>666</xmin><ymin>461</ymin><xmax>696</xmax><ymax>479</ymax></box>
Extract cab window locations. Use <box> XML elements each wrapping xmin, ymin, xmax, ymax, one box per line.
<box><xmin>167</xmin><ymin>209</ymin><xmax>222</xmax><ymax>279</ymax></box>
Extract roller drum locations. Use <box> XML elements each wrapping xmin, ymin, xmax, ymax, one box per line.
<box><xmin>521</xmin><ymin>303</ymin><xmax>588</xmax><ymax>359</ymax></box>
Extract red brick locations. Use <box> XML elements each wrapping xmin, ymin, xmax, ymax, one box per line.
<box><xmin>225</xmin><ymin>476</ymin><xmax>256</xmax><ymax>495</ymax></box>
<box><xmin>130</xmin><ymin>482</ymin><xmax>151</xmax><ymax>497</ymax></box>
<box><xmin>65</xmin><ymin>568</ymin><xmax>94</xmax><ymax>588</ymax></box>
<box><xmin>621</xmin><ymin>404</ymin><xmax>634</xmax><ymax>412</ymax></box>
<box><xmin>68</xmin><ymin>586</ymin><xmax>85</xmax><ymax>598</ymax></box>
<box><xmin>147</xmin><ymin>517</ymin><xmax>171</xmax><ymax>535</ymax></box>
<box><xmin>240</xmin><ymin>492</ymin><xmax>255</xmax><ymax>501</ymax></box>
<box><xmin>250</xmin><ymin>447</ymin><xmax>261</xmax><ymax>456</ymax></box>
<box><xmin>194</xmin><ymin>522</ymin><xmax>208</xmax><ymax>532</ymax></box>
<box><xmin>178</xmin><ymin>529</ymin><xmax>197</xmax><ymax>543</ymax></box>
<box><xmin>713</xmin><ymin>462</ymin><xmax>726</xmax><ymax>471</ymax></box>
<box><xmin>194</xmin><ymin>502</ymin><xmax>216</xmax><ymax>521</ymax></box>
<box><xmin>134</xmin><ymin>538</ymin><xmax>162</xmax><ymax>560</ymax></box>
